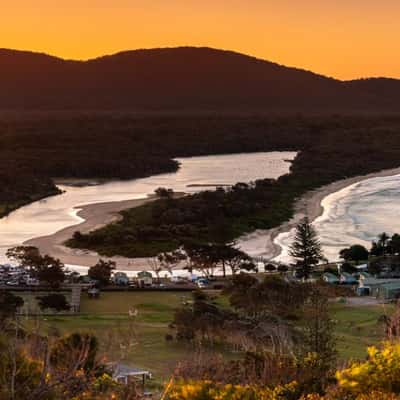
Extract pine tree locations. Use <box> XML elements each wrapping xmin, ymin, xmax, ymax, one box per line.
<box><xmin>289</xmin><ymin>217</ymin><xmax>323</xmax><ymax>280</ymax></box>
<box><xmin>298</xmin><ymin>288</ymin><xmax>337</xmax><ymax>393</ymax></box>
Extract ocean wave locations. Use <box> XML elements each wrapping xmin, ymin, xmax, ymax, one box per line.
<box><xmin>275</xmin><ymin>173</ymin><xmax>400</xmax><ymax>264</ymax></box>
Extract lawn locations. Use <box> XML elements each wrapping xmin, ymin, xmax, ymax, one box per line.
<box><xmin>330</xmin><ymin>301</ymin><xmax>394</xmax><ymax>360</ymax></box>
<box><xmin>34</xmin><ymin>291</ymin><xmax>195</xmax><ymax>382</ymax></box>
<box><xmin>79</xmin><ymin>291</ymin><xmax>187</xmax><ymax>323</ymax></box>
<box><xmin>27</xmin><ymin>291</ymin><xmax>394</xmax><ymax>383</ymax></box>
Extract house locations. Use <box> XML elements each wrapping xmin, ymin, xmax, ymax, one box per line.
<box><xmin>322</xmin><ymin>272</ymin><xmax>339</xmax><ymax>284</ymax></box>
<box><xmin>359</xmin><ymin>277</ymin><xmax>400</xmax><ymax>300</ymax></box>
<box><xmin>137</xmin><ymin>271</ymin><xmax>153</xmax><ymax>287</ymax></box>
<box><xmin>376</xmin><ymin>282</ymin><xmax>400</xmax><ymax>301</ymax></box>
<box><xmin>355</xmin><ymin>263</ymin><xmax>368</xmax><ymax>271</ymax></box>
<box><xmin>359</xmin><ymin>277</ymin><xmax>399</xmax><ymax>291</ymax></box>
<box><xmin>80</xmin><ymin>275</ymin><xmax>98</xmax><ymax>285</ymax></box>
<box><xmin>110</xmin><ymin>363</ymin><xmax>151</xmax><ymax>387</ymax></box>
<box><xmin>339</xmin><ymin>272</ymin><xmax>358</xmax><ymax>285</ymax></box>
<box><xmin>113</xmin><ymin>272</ymin><xmax>129</xmax><ymax>286</ymax></box>
<box><xmin>356</xmin><ymin>286</ymin><xmax>370</xmax><ymax>296</ymax></box>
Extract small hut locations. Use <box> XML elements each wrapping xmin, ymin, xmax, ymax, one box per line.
<box><xmin>113</xmin><ymin>271</ymin><xmax>129</xmax><ymax>286</ymax></box>
<box><xmin>137</xmin><ymin>271</ymin><xmax>153</xmax><ymax>287</ymax></box>
<box><xmin>110</xmin><ymin>363</ymin><xmax>151</xmax><ymax>387</ymax></box>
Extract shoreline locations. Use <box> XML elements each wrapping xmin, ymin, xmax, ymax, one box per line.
<box><xmin>26</xmin><ymin>166</ymin><xmax>400</xmax><ymax>271</ymax></box>
<box><xmin>25</xmin><ymin>194</ymin><xmax>184</xmax><ymax>271</ymax></box>
<box><xmin>238</xmin><ymin>166</ymin><xmax>400</xmax><ymax>261</ymax></box>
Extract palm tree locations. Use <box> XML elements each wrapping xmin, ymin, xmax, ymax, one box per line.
<box><xmin>378</xmin><ymin>232</ymin><xmax>390</xmax><ymax>256</ymax></box>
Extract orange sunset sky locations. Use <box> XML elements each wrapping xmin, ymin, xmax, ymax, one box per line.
<box><xmin>2</xmin><ymin>0</ymin><xmax>400</xmax><ymax>80</ymax></box>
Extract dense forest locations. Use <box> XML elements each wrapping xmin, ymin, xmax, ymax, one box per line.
<box><xmin>55</xmin><ymin>113</ymin><xmax>400</xmax><ymax>257</ymax></box>
<box><xmin>0</xmin><ymin>112</ymin><xmax>325</xmax><ymax>215</ymax></box>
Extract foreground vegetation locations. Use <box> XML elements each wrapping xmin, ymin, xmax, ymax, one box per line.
<box><xmin>28</xmin><ymin>291</ymin><xmax>388</xmax><ymax>374</ymax></box>
<box><xmin>166</xmin><ymin>341</ymin><xmax>400</xmax><ymax>399</ymax></box>
<box><xmin>1</xmin><ymin>272</ymin><xmax>398</xmax><ymax>399</ymax></box>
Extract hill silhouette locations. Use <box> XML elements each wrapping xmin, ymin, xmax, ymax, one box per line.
<box><xmin>0</xmin><ymin>47</ymin><xmax>398</xmax><ymax>110</ymax></box>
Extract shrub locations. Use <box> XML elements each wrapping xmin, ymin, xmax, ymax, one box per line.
<box><xmin>165</xmin><ymin>380</ymin><xmax>298</xmax><ymax>400</ymax></box>
<box><xmin>336</xmin><ymin>342</ymin><xmax>400</xmax><ymax>395</ymax></box>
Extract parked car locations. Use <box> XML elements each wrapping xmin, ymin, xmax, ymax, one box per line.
<box><xmin>26</xmin><ymin>278</ymin><xmax>40</xmax><ymax>286</ymax></box>
<box><xmin>153</xmin><ymin>283</ymin><xmax>166</xmax><ymax>288</ymax></box>
<box><xmin>196</xmin><ymin>278</ymin><xmax>209</xmax><ymax>288</ymax></box>
<box><xmin>170</xmin><ymin>276</ymin><xmax>188</xmax><ymax>284</ymax></box>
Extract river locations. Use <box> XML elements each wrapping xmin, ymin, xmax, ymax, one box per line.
<box><xmin>0</xmin><ymin>151</ymin><xmax>296</xmax><ymax>267</ymax></box>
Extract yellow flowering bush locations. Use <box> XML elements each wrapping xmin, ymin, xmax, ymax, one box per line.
<box><xmin>165</xmin><ymin>342</ymin><xmax>400</xmax><ymax>400</ymax></box>
<box><xmin>301</xmin><ymin>391</ymin><xmax>400</xmax><ymax>400</ymax></box>
<box><xmin>165</xmin><ymin>380</ymin><xmax>298</xmax><ymax>400</ymax></box>
<box><xmin>356</xmin><ymin>392</ymin><xmax>400</xmax><ymax>400</ymax></box>
<box><xmin>336</xmin><ymin>342</ymin><xmax>400</xmax><ymax>395</ymax></box>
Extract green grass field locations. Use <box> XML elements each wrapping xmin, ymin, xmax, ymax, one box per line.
<box><xmin>28</xmin><ymin>291</ymin><xmax>394</xmax><ymax>382</ymax></box>
<box><xmin>330</xmin><ymin>301</ymin><xmax>394</xmax><ymax>360</ymax></box>
<box><xmin>35</xmin><ymin>291</ymin><xmax>192</xmax><ymax>381</ymax></box>
<box><xmin>80</xmin><ymin>291</ymin><xmax>185</xmax><ymax>322</ymax></box>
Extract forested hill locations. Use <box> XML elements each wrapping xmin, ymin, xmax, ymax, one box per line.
<box><xmin>345</xmin><ymin>78</ymin><xmax>400</xmax><ymax>106</ymax></box>
<box><xmin>0</xmin><ymin>47</ymin><xmax>399</xmax><ymax>111</ymax></box>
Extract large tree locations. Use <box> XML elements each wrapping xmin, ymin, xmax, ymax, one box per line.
<box><xmin>339</xmin><ymin>244</ymin><xmax>369</xmax><ymax>263</ymax></box>
<box><xmin>157</xmin><ymin>249</ymin><xmax>186</xmax><ymax>274</ymax></box>
<box><xmin>182</xmin><ymin>242</ymin><xmax>220</xmax><ymax>278</ymax></box>
<box><xmin>147</xmin><ymin>257</ymin><xmax>163</xmax><ymax>283</ymax></box>
<box><xmin>213</xmin><ymin>243</ymin><xmax>254</xmax><ymax>277</ymax></box>
<box><xmin>370</xmin><ymin>232</ymin><xmax>392</xmax><ymax>257</ymax></box>
<box><xmin>226</xmin><ymin>274</ymin><xmax>311</xmax><ymax>320</ymax></box>
<box><xmin>183</xmin><ymin>242</ymin><xmax>254</xmax><ymax>277</ymax></box>
<box><xmin>35</xmin><ymin>256</ymin><xmax>66</xmax><ymax>288</ymax></box>
<box><xmin>289</xmin><ymin>217</ymin><xmax>324</xmax><ymax>280</ymax></box>
<box><xmin>6</xmin><ymin>246</ymin><xmax>43</xmax><ymax>270</ymax></box>
<box><xmin>0</xmin><ymin>291</ymin><xmax>24</xmax><ymax>326</ymax></box>
<box><xmin>37</xmin><ymin>293</ymin><xmax>70</xmax><ymax>312</ymax></box>
<box><xmin>6</xmin><ymin>246</ymin><xmax>65</xmax><ymax>288</ymax></box>
<box><xmin>299</xmin><ymin>288</ymin><xmax>337</xmax><ymax>393</ymax></box>
<box><xmin>88</xmin><ymin>259</ymin><xmax>116</xmax><ymax>286</ymax></box>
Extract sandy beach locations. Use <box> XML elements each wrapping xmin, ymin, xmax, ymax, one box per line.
<box><xmin>25</xmin><ymin>195</ymin><xmax>180</xmax><ymax>270</ymax></box>
<box><xmin>238</xmin><ymin>166</ymin><xmax>400</xmax><ymax>261</ymax></box>
<box><xmin>26</xmin><ymin>166</ymin><xmax>400</xmax><ymax>270</ymax></box>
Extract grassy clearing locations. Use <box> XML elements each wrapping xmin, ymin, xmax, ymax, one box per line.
<box><xmin>29</xmin><ymin>291</ymin><xmax>193</xmax><ymax>380</ymax></box>
<box><xmin>330</xmin><ymin>301</ymin><xmax>394</xmax><ymax>360</ymax></box>
<box><xmin>79</xmin><ymin>291</ymin><xmax>187</xmax><ymax>323</ymax></box>
<box><xmin>38</xmin><ymin>315</ymin><xmax>191</xmax><ymax>380</ymax></box>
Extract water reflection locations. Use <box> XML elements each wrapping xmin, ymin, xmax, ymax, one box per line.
<box><xmin>0</xmin><ymin>152</ymin><xmax>296</xmax><ymax>257</ymax></box>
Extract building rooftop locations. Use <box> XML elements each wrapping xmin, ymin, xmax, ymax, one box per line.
<box><xmin>379</xmin><ymin>282</ymin><xmax>400</xmax><ymax>290</ymax></box>
<box><xmin>138</xmin><ymin>271</ymin><xmax>153</xmax><ymax>278</ymax></box>
<box><xmin>323</xmin><ymin>272</ymin><xmax>339</xmax><ymax>280</ymax></box>
<box><xmin>110</xmin><ymin>363</ymin><xmax>150</xmax><ymax>378</ymax></box>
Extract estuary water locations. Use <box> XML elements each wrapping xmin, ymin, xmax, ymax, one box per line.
<box><xmin>0</xmin><ymin>152</ymin><xmax>296</xmax><ymax>262</ymax></box>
